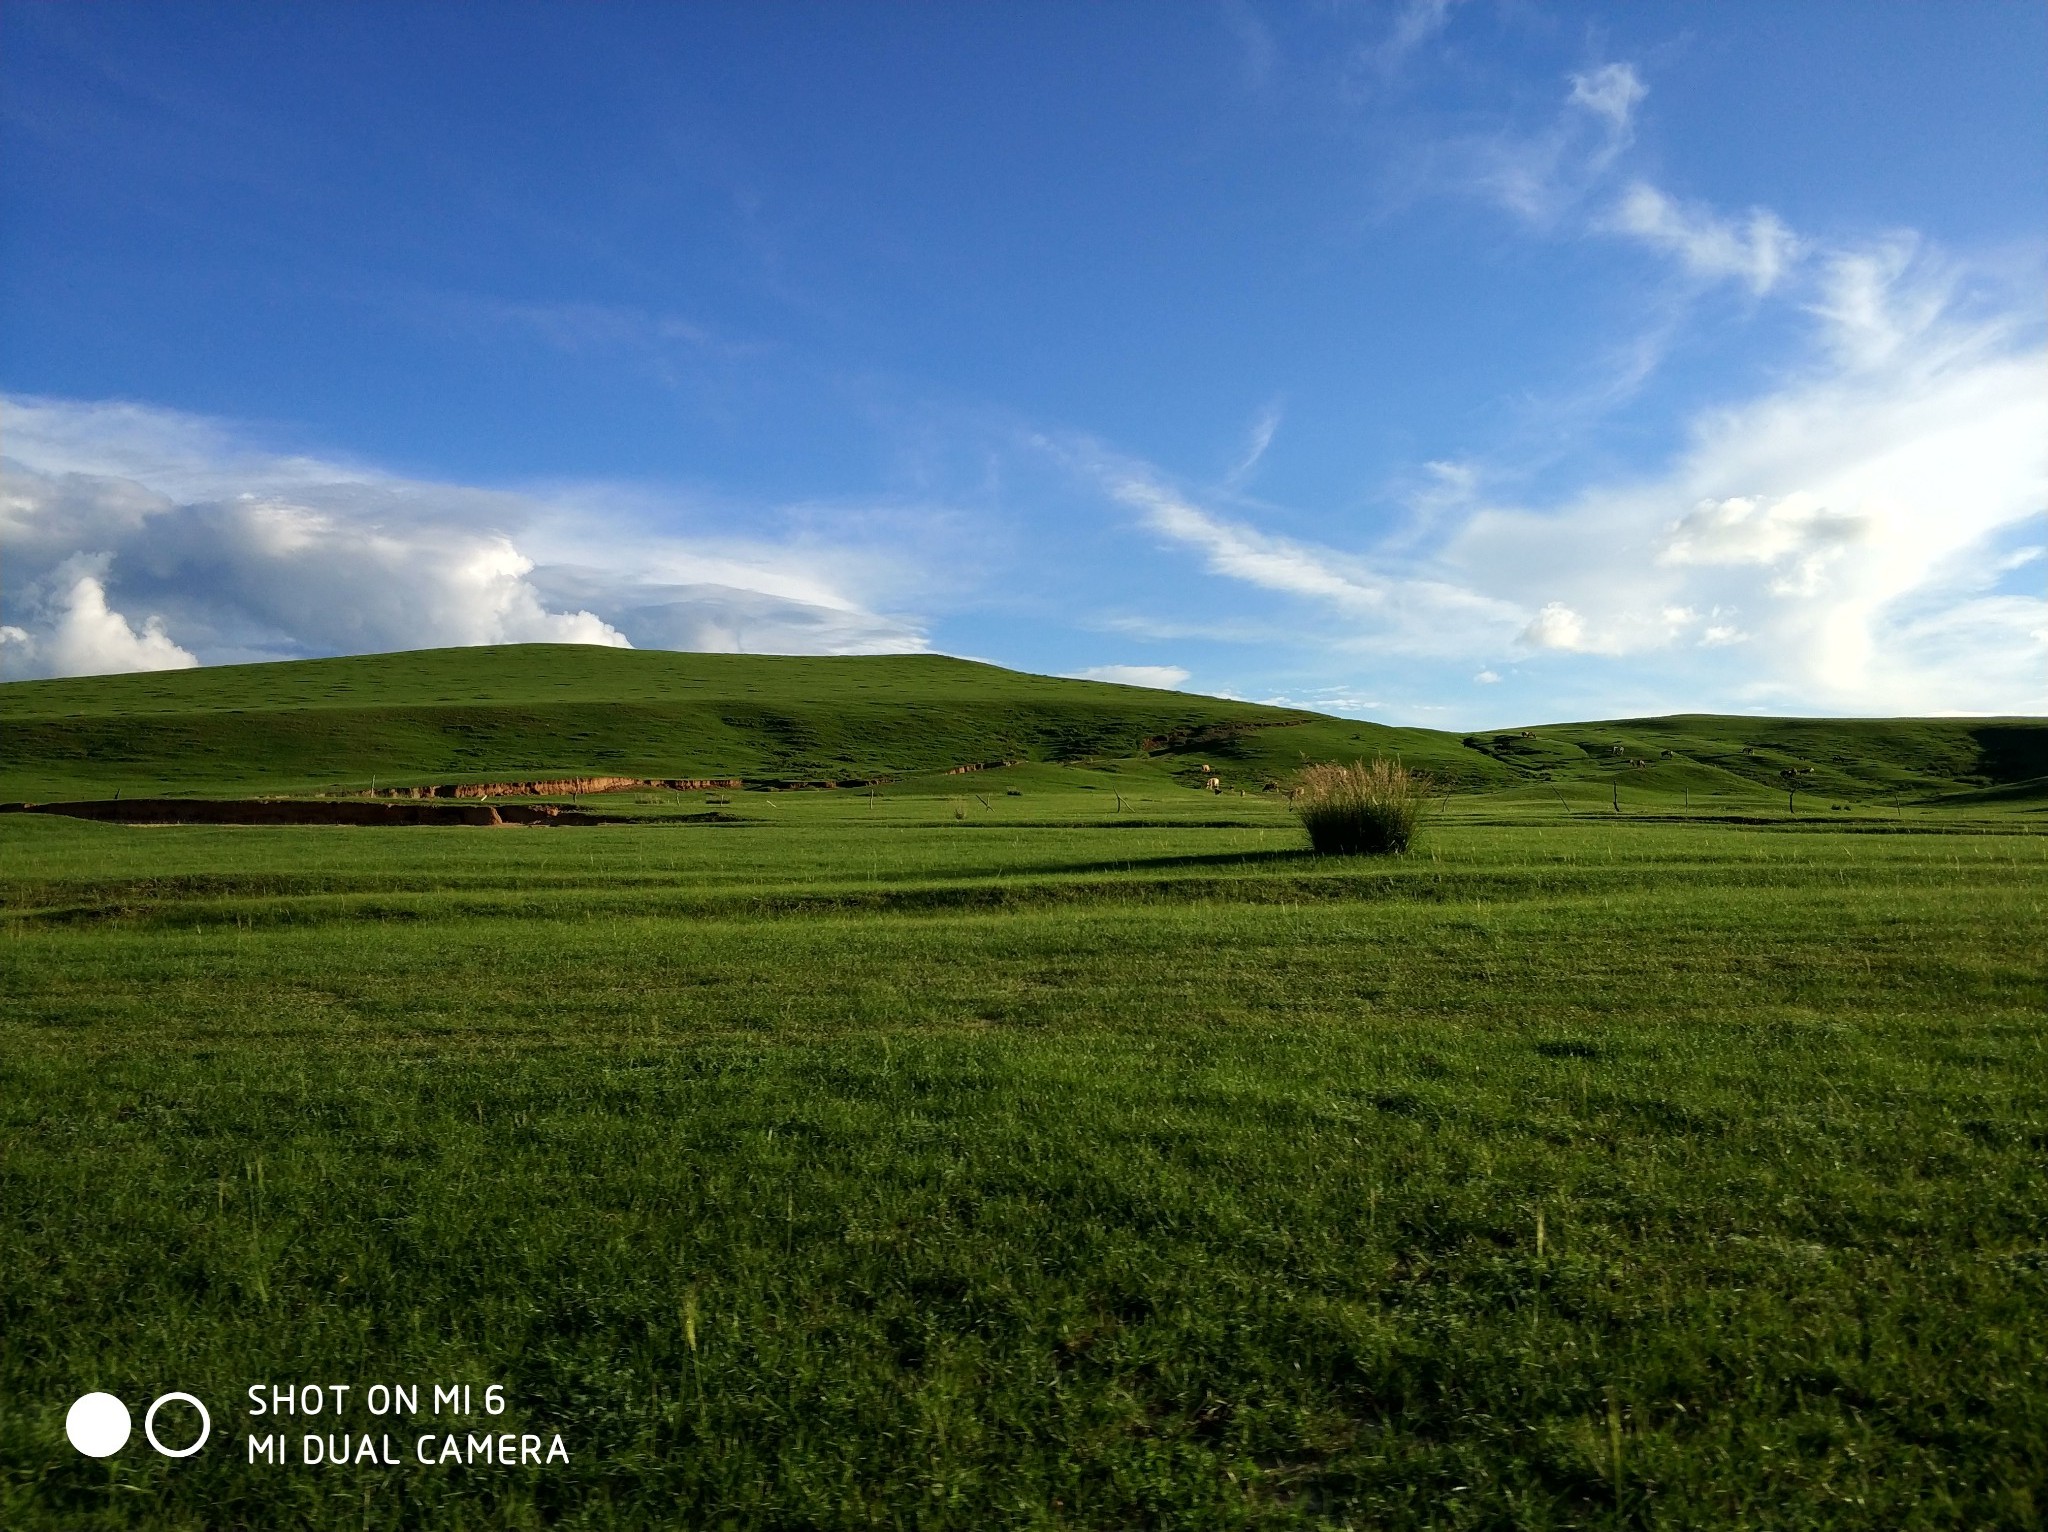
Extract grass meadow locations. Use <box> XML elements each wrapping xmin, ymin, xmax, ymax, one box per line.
<box><xmin>3</xmin><ymin>784</ymin><xmax>2044</xmax><ymax>1529</ymax></box>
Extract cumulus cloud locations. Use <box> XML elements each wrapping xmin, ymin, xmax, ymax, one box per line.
<box><xmin>1519</xmin><ymin>602</ymin><xmax>1587</xmax><ymax>652</ymax></box>
<box><xmin>1073</xmin><ymin>664</ymin><xmax>1191</xmax><ymax>690</ymax></box>
<box><xmin>0</xmin><ymin>396</ymin><xmax>929</xmax><ymax>679</ymax></box>
<box><xmin>1661</xmin><ymin>492</ymin><xmax>1870</xmax><ymax>568</ymax></box>
<box><xmin>0</xmin><ymin>559</ymin><xmax>199</xmax><ymax>678</ymax></box>
<box><xmin>0</xmin><ymin>449</ymin><xmax>627</xmax><ymax>676</ymax></box>
<box><xmin>1659</xmin><ymin>492</ymin><xmax>1876</xmax><ymax>598</ymax></box>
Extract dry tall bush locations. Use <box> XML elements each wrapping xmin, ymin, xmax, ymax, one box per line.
<box><xmin>1288</xmin><ymin>758</ymin><xmax>1434</xmax><ymax>855</ymax></box>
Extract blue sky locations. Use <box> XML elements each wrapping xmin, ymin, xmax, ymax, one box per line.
<box><xmin>3</xmin><ymin>1</ymin><xmax>2042</xmax><ymax>723</ymax></box>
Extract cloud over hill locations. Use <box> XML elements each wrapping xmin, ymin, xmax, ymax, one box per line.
<box><xmin>0</xmin><ymin>397</ymin><xmax>927</xmax><ymax>678</ymax></box>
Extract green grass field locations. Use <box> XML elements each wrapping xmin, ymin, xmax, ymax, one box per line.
<box><xmin>2</xmin><ymin>649</ymin><xmax>2044</xmax><ymax>1529</ymax></box>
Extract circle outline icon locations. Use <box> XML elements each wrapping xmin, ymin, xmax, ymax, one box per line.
<box><xmin>66</xmin><ymin>1392</ymin><xmax>132</xmax><ymax>1457</ymax></box>
<box><xmin>143</xmin><ymin>1393</ymin><xmax>210</xmax><ymax>1458</ymax></box>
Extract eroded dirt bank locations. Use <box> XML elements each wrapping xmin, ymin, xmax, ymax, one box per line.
<box><xmin>365</xmin><ymin>776</ymin><xmax>741</xmax><ymax>798</ymax></box>
<box><xmin>0</xmin><ymin>800</ymin><xmax>596</xmax><ymax>827</ymax></box>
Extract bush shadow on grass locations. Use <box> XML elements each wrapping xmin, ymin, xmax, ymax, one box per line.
<box><xmin>991</xmin><ymin>846</ymin><xmax>1325</xmax><ymax>879</ymax></box>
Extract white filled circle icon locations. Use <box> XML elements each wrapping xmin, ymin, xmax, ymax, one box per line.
<box><xmin>66</xmin><ymin>1393</ymin><xmax>131</xmax><ymax>1457</ymax></box>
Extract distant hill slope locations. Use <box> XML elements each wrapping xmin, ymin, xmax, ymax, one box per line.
<box><xmin>0</xmin><ymin>645</ymin><xmax>1422</xmax><ymax>798</ymax></box>
<box><xmin>1478</xmin><ymin>713</ymin><xmax>2048</xmax><ymax>803</ymax></box>
<box><xmin>3</xmin><ymin>645</ymin><xmax>2038</xmax><ymax>802</ymax></box>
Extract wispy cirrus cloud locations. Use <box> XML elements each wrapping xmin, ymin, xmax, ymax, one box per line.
<box><xmin>442</xmin><ymin>295</ymin><xmax>768</xmax><ymax>364</ymax></box>
<box><xmin>1566</xmin><ymin>62</ymin><xmax>1647</xmax><ymax>130</ymax></box>
<box><xmin>1107</xmin><ymin>470</ymin><xmax>1388</xmax><ymax>611</ymax></box>
<box><xmin>1471</xmin><ymin>61</ymin><xmax>1647</xmax><ymax>223</ymax></box>
<box><xmin>1060</xmin><ymin>213</ymin><xmax>2046</xmax><ymax>715</ymax></box>
<box><xmin>1238</xmin><ymin>52</ymin><xmax>2047</xmax><ymax>714</ymax></box>
<box><xmin>1604</xmin><ymin>182</ymin><xmax>1801</xmax><ymax>295</ymax></box>
<box><xmin>1454</xmin><ymin>233</ymin><xmax>2047</xmax><ymax>713</ymax></box>
<box><xmin>1363</xmin><ymin>0</ymin><xmax>1469</xmax><ymax>83</ymax></box>
<box><xmin>1463</xmin><ymin>62</ymin><xmax>1805</xmax><ymax>305</ymax></box>
<box><xmin>1225</xmin><ymin>399</ymin><xmax>1285</xmax><ymax>487</ymax></box>
<box><xmin>1077</xmin><ymin>448</ymin><xmax>1527</xmax><ymax>656</ymax></box>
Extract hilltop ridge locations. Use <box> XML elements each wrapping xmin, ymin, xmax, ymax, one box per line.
<box><xmin>2</xmin><ymin>644</ymin><xmax>2040</xmax><ymax>805</ymax></box>
<box><xmin>0</xmin><ymin>645</ymin><xmax>1353</xmax><ymax>799</ymax></box>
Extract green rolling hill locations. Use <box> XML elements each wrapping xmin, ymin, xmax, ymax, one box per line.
<box><xmin>1479</xmin><ymin>713</ymin><xmax>2048</xmax><ymax>805</ymax></box>
<box><xmin>0</xmin><ymin>644</ymin><xmax>1477</xmax><ymax>799</ymax></box>
<box><xmin>1</xmin><ymin>643</ymin><xmax>2040</xmax><ymax>804</ymax></box>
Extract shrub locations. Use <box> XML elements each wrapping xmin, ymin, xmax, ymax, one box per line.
<box><xmin>1288</xmin><ymin>758</ymin><xmax>1434</xmax><ymax>855</ymax></box>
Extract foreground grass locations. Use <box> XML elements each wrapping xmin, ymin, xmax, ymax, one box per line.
<box><xmin>1</xmin><ymin>805</ymin><xmax>2044</xmax><ymax>1530</ymax></box>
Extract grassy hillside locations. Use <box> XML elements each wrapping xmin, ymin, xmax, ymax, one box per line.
<box><xmin>1469</xmin><ymin>712</ymin><xmax>2048</xmax><ymax>806</ymax></box>
<box><xmin>2</xmin><ymin>644</ymin><xmax>2041</xmax><ymax>805</ymax></box>
<box><xmin>0</xmin><ymin>646</ymin><xmax>1332</xmax><ymax>799</ymax></box>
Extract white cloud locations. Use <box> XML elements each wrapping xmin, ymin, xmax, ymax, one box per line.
<box><xmin>1606</xmin><ymin>182</ymin><xmax>1800</xmax><ymax>294</ymax></box>
<box><xmin>1226</xmin><ymin>400</ymin><xmax>1284</xmax><ymax>486</ymax></box>
<box><xmin>1073</xmin><ymin>664</ymin><xmax>1191</xmax><ymax>690</ymax></box>
<box><xmin>1476</xmin><ymin>61</ymin><xmax>1643</xmax><ymax>222</ymax></box>
<box><xmin>1072</xmin><ymin>232</ymin><xmax>2046</xmax><ymax>715</ymax></box>
<box><xmin>1257</xmin><ymin>688</ymin><xmax>1387</xmax><ymax>716</ymax></box>
<box><xmin>1808</xmin><ymin>237</ymin><xmax>1962</xmax><ymax>371</ymax></box>
<box><xmin>1661</xmin><ymin>493</ymin><xmax>1875</xmax><ymax>597</ymax></box>
<box><xmin>1470</xmin><ymin>66</ymin><xmax>1796</xmax><ymax>302</ymax></box>
<box><xmin>1382</xmin><ymin>458</ymin><xmax>1480</xmax><ymax>550</ymax></box>
<box><xmin>1448</xmin><ymin>252</ymin><xmax>2046</xmax><ymax>707</ymax></box>
<box><xmin>1111</xmin><ymin>472</ymin><xmax>1388</xmax><ymax>610</ymax></box>
<box><xmin>1519</xmin><ymin>602</ymin><xmax>1587</xmax><ymax>652</ymax></box>
<box><xmin>530</xmin><ymin>570</ymin><xmax>919</xmax><ymax>656</ymax></box>
<box><xmin>1359</xmin><ymin>72</ymin><xmax>2048</xmax><ymax>712</ymax></box>
<box><xmin>1366</xmin><ymin>0</ymin><xmax>1467</xmax><ymax>79</ymax></box>
<box><xmin>1473</xmin><ymin>669</ymin><xmax>1501</xmax><ymax>683</ymax></box>
<box><xmin>1567</xmin><ymin>64</ymin><xmax>1647</xmax><ymax>132</ymax></box>
<box><xmin>1080</xmin><ymin>457</ymin><xmax>1531</xmax><ymax>658</ymax></box>
<box><xmin>2</xmin><ymin>560</ymin><xmax>199</xmax><ymax>678</ymax></box>
<box><xmin>0</xmin><ymin>395</ymin><xmax>930</xmax><ymax>679</ymax></box>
